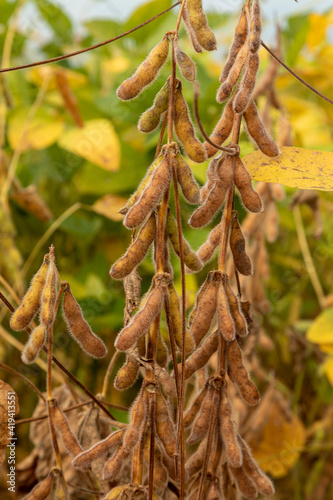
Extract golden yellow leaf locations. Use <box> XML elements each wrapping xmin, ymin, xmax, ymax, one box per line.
<box><xmin>322</xmin><ymin>357</ymin><xmax>333</xmax><ymax>386</ymax></box>
<box><xmin>92</xmin><ymin>194</ymin><xmax>128</xmax><ymax>221</ymax></box>
<box><xmin>307</xmin><ymin>14</ymin><xmax>328</xmax><ymax>50</ymax></box>
<box><xmin>306</xmin><ymin>308</ymin><xmax>333</xmax><ymax>345</ymax></box>
<box><xmin>249</xmin><ymin>398</ymin><xmax>306</xmax><ymax>478</ymax></box>
<box><xmin>58</xmin><ymin>119</ymin><xmax>121</xmax><ymax>171</ymax></box>
<box><xmin>242</xmin><ymin>146</ymin><xmax>333</xmax><ymax>190</ymax></box>
<box><xmin>317</xmin><ymin>344</ymin><xmax>333</xmax><ymax>355</ymax></box>
<box><xmin>102</xmin><ymin>56</ymin><xmax>130</xmax><ymax>75</ymax></box>
<box><xmin>8</xmin><ymin>109</ymin><xmax>64</xmax><ymax>152</ymax></box>
<box><xmin>27</xmin><ymin>66</ymin><xmax>87</xmax><ymax>90</ymax></box>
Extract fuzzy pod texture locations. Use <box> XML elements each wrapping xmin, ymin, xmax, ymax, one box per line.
<box><xmin>188</xmin><ymin>273</ymin><xmax>211</xmax><ymax>327</ymax></box>
<box><xmin>103</xmin><ymin>445</ymin><xmax>129</xmax><ymax>480</ymax></box>
<box><xmin>189</xmin><ymin>280</ymin><xmax>217</xmax><ymax>345</ymax></box>
<box><xmin>186</xmin><ymin>0</ymin><xmax>217</xmax><ymax>51</ymax></box>
<box><xmin>243</xmin><ymin>100</ymin><xmax>280</xmax><ymax>157</ymax></box>
<box><xmin>175</xmin><ymin>45</ymin><xmax>196</xmax><ymax>82</ymax></box>
<box><xmin>21</xmin><ymin>324</ymin><xmax>46</xmax><ymax>365</ymax></box>
<box><xmin>233</xmin><ymin>52</ymin><xmax>260</xmax><ymax>114</ymax></box>
<box><xmin>183</xmin><ymin>330</ymin><xmax>218</xmax><ymax>380</ymax></box>
<box><xmin>217</xmin><ymin>43</ymin><xmax>249</xmax><ymax>103</ymax></box>
<box><xmin>217</xmin><ymin>282</ymin><xmax>236</xmax><ymax>342</ymax></box>
<box><xmin>229</xmin><ymin>465</ymin><xmax>258</xmax><ymax>499</ymax></box>
<box><xmin>249</xmin><ymin>0</ymin><xmax>262</xmax><ymax>54</ymax></box>
<box><xmin>72</xmin><ymin>429</ymin><xmax>125</xmax><ymax>470</ymax></box>
<box><xmin>143</xmin><ymin>437</ymin><xmax>169</xmax><ymax>490</ymax></box>
<box><xmin>10</xmin><ymin>259</ymin><xmax>49</xmax><ymax>331</ymax></box>
<box><xmin>39</xmin><ymin>255</ymin><xmax>57</xmax><ymax>329</ymax></box>
<box><xmin>174</xmin><ymin>85</ymin><xmax>207</xmax><ymax>163</ymax></box>
<box><xmin>123</xmin><ymin>391</ymin><xmax>147</xmax><ymax>452</ymax></box>
<box><xmin>166</xmin><ymin>210</ymin><xmax>202</xmax><ymax>271</ymax></box>
<box><xmin>110</xmin><ymin>212</ymin><xmax>156</xmax><ymax>280</ymax></box>
<box><xmin>52</xmin><ymin>400</ymin><xmax>83</xmax><ymax>456</ymax></box>
<box><xmin>155</xmin><ymin>391</ymin><xmax>177</xmax><ymax>457</ymax></box>
<box><xmin>188</xmin><ymin>386</ymin><xmax>215</xmax><ymax>444</ymax></box>
<box><xmin>228</xmin><ymin>340</ymin><xmax>260</xmax><ymax>405</ymax></box>
<box><xmin>138</xmin><ymin>81</ymin><xmax>170</xmax><ymax>133</ymax></box>
<box><xmin>224</xmin><ymin>278</ymin><xmax>248</xmax><ymax>337</ymax></box>
<box><xmin>182</xmin><ymin>3</ymin><xmax>203</xmax><ymax>53</ymax></box>
<box><xmin>189</xmin><ymin>155</ymin><xmax>234</xmax><ymax>228</ymax></box>
<box><xmin>167</xmin><ymin>283</ymin><xmax>195</xmax><ymax>354</ymax></box>
<box><xmin>63</xmin><ymin>287</ymin><xmax>107</xmax><ymax>358</ymax></box>
<box><xmin>197</xmin><ymin>221</ymin><xmax>223</xmax><ymax>263</ymax></box>
<box><xmin>176</xmin><ymin>152</ymin><xmax>201</xmax><ymax>204</ymax></box>
<box><xmin>183</xmin><ymin>384</ymin><xmax>209</xmax><ymax>429</ymax></box>
<box><xmin>121</xmin><ymin>154</ymin><xmax>163</xmax><ymax>214</ymax></box>
<box><xmin>23</xmin><ymin>474</ymin><xmax>52</xmax><ymax>500</ymax></box>
<box><xmin>114</xmin><ymin>356</ymin><xmax>140</xmax><ymax>391</ymax></box>
<box><xmin>124</xmin><ymin>155</ymin><xmax>171</xmax><ymax>228</ymax></box>
<box><xmin>239</xmin><ymin>437</ymin><xmax>275</xmax><ymax>496</ymax></box>
<box><xmin>186</xmin><ymin>437</ymin><xmax>207</xmax><ymax>476</ymax></box>
<box><xmin>207</xmin><ymin>482</ymin><xmax>224</xmax><ymax>500</ymax></box>
<box><xmin>220</xmin><ymin>388</ymin><xmax>243</xmax><ymax>467</ymax></box>
<box><xmin>156</xmin><ymin>335</ymin><xmax>168</xmax><ymax>367</ymax></box>
<box><xmin>117</xmin><ymin>36</ymin><xmax>169</xmax><ymax>100</ymax></box>
<box><xmin>219</xmin><ymin>6</ymin><xmax>249</xmax><ymax>83</ymax></box>
<box><xmin>115</xmin><ymin>284</ymin><xmax>164</xmax><ymax>351</ymax></box>
<box><xmin>204</xmin><ymin>99</ymin><xmax>235</xmax><ymax>158</ymax></box>
<box><xmin>234</xmin><ymin>155</ymin><xmax>263</xmax><ymax>213</ymax></box>
<box><xmin>230</xmin><ymin>214</ymin><xmax>253</xmax><ymax>276</ymax></box>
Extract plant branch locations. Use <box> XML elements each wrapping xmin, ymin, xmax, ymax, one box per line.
<box><xmin>0</xmin><ymin>362</ymin><xmax>46</xmax><ymax>403</ymax></box>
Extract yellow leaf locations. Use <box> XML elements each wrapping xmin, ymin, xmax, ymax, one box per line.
<box><xmin>58</xmin><ymin>119</ymin><xmax>121</xmax><ymax>171</ymax></box>
<box><xmin>306</xmin><ymin>307</ymin><xmax>333</xmax><ymax>345</ymax></box>
<box><xmin>318</xmin><ymin>344</ymin><xmax>333</xmax><ymax>355</ymax></box>
<box><xmin>242</xmin><ymin>146</ymin><xmax>333</xmax><ymax>190</ymax></box>
<box><xmin>8</xmin><ymin>109</ymin><xmax>64</xmax><ymax>152</ymax></box>
<box><xmin>322</xmin><ymin>357</ymin><xmax>333</xmax><ymax>386</ymax></box>
<box><xmin>92</xmin><ymin>194</ymin><xmax>127</xmax><ymax>221</ymax></box>
<box><xmin>27</xmin><ymin>66</ymin><xmax>87</xmax><ymax>90</ymax></box>
<box><xmin>307</xmin><ymin>14</ymin><xmax>327</xmax><ymax>50</ymax></box>
<box><xmin>249</xmin><ymin>398</ymin><xmax>306</xmax><ymax>478</ymax></box>
<box><xmin>102</xmin><ymin>57</ymin><xmax>130</xmax><ymax>75</ymax></box>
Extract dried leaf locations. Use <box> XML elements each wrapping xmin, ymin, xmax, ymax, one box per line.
<box><xmin>242</xmin><ymin>147</ymin><xmax>333</xmax><ymax>190</ymax></box>
<box><xmin>11</xmin><ymin>186</ymin><xmax>53</xmax><ymax>222</ymax></box>
<box><xmin>58</xmin><ymin>119</ymin><xmax>121</xmax><ymax>171</ymax></box>
<box><xmin>92</xmin><ymin>194</ymin><xmax>128</xmax><ymax>221</ymax></box>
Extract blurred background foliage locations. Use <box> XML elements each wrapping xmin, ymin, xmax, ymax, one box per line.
<box><xmin>0</xmin><ymin>1</ymin><xmax>333</xmax><ymax>499</ymax></box>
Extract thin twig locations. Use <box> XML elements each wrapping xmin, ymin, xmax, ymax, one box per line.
<box><xmin>0</xmin><ymin>3</ymin><xmax>182</xmax><ymax>74</ymax></box>
<box><xmin>0</xmin><ymin>362</ymin><xmax>46</xmax><ymax>403</ymax></box>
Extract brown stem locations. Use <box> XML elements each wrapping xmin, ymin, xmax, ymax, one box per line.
<box><xmin>0</xmin><ymin>3</ymin><xmax>182</xmax><ymax>74</ymax></box>
<box><xmin>156</xmin><ymin>187</ymin><xmax>170</xmax><ymax>273</ymax></box>
<box><xmin>0</xmin><ymin>362</ymin><xmax>46</xmax><ymax>403</ymax></box>
<box><xmin>164</xmin><ymin>289</ymin><xmax>180</xmax><ymax>401</ymax></box>
<box><xmin>48</xmin><ymin>399</ymin><xmax>63</xmax><ymax>470</ymax></box>
<box><xmin>101</xmin><ymin>350</ymin><xmax>121</xmax><ymax>399</ymax></box>
<box><xmin>175</xmin><ymin>0</ymin><xmax>186</xmax><ymax>33</ymax></box>
<box><xmin>155</xmin><ymin>112</ymin><xmax>168</xmax><ymax>159</ymax></box>
<box><xmin>148</xmin><ymin>391</ymin><xmax>156</xmax><ymax>500</ymax></box>
<box><xmin>167</xmin><ymin>36</ymin><xmax>177</xmax><ymax>144</ymax></box>
<box><xmin>47</xmin><ymin>325</ymin><xmax>54</xmax><ymax>399</ymax></box>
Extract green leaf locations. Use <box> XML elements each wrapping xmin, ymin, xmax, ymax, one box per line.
<box><xmin>242</xmin><ymin>147</ymin><xmax>333</xmax><ymax>190</ymax></box>
<box><xmin>36</xmin><ymin>0</ymin><xmax>72</xmax><ymax>42</ymax></box>
<box><xmin>84</xmin><ymin>19</ymin><xmax>123</xmax><ymax>40</ymax></box>
<box><xmin>124</xmin><ymin>0</ymin><xmax>172</xmax><ymax>43</ymax></box>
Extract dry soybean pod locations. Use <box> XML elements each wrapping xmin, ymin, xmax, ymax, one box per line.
<box><xmin>182</xmin><ymin>2</ymin><xmax>203</xmax><ymax>53</ymax></box>
<box><xmin>217</xmin><ymin>281</ymin><xmax>236</xmax><ymax>342</ymax></box>
<box><xmin>120</xmin><ymin>153</ymin><xmax>164</xmax><ymax>215</ymax></box>
<box><xmin>103</xmin><ymin>445</ymin><xmax>129</xmax><ymax>480</ymax></box>
<box><xmin>40</xmin><ymin>251</ymin><xmax>57</xmax><ymax>329</ymax></box>
<box><xmin>21</xmin><ymin>324</ymin><xmax>46</xmax><ymax>365</ymax></box>
<box><xmin>220</xmin><ymin>387</ymin><xmax>242</xmax><ymax>468</ymax></box>
<box><xmin>188</xmin><ymin>273</ymin><xmax>212</xmax><ymax>327</ymax></box>
<box><xmin>217</xmin><ymin>44</ymin><xmax>249</xmax><ymax>103</ymax></box>
<box><xmin>166</xmin><ymin>210</ymin><xmax>202</xmax><ymax>271</ymax></box>
<box><xmin>10</xmin><ymin>255</ymin><xmax>49</xmax><ymax>331</ymax></box>
<box><xmin>176</xmin><ymin>152</ymin><xmax>200</xmax><ymax>204</ymax></box>
<box><xmin>155</xmin><ymin>390</ymin><xmax>177</xmax><ymax>457</ymax></box>
<box><xmin>167</xmin><ymin>283</ymin><xmax>195</xmax><ymax>354</ymax></box>
<box><xmin>175</xmin><ymin>43</ymin><xmax>196</xmax><ymax>82</ymax></box>
<box><xmin>234</xmin><ymin>154</ymin><xmax>263</xmax><ymax>213</ymax></box>
<box><xmin>230</xmin><ymin>212</ymin><xmax>252</xmax><ymax>276</ymax></box>
<box><xmin>114</xmin><ymin>356</ymin><xmax>140</xmax><ymax>391</ymax></box>
<box><xmin>224</xmin><ymin>277</ymin><xmax>248</xmax><ymax>337</ymax></box>
<box><xmin>110</xmin><ymin>212</ymin><xmax>156</xmax><ymax>280</ymax></box>
<box><xmin>186</xmin><ymin>0</ymin><xmax>217</xmax><ymax>51</ymax></box>
<box><xmin>183</xmin><ymin>383</ymin><xmax>209</xmax><ymax>428</ymax></box>
<box><xmin>115</xmin><ymin>283</ymin><xmax>164</xmax><ymax>351</ymax></box>
<box><xmin>117</xmin><ymin>35</ymin><xmax>169</xmax><ymax>101</ymax></box>
<box><xmin>219</xmin><ymin>6</ymin><xmax>249</xmax><ymax>83</ymax></box>
<box><xmin>227</xmin><ymin>340</ymin><xmax>260</xmax><ymax>405</ymax></box>
<box><xmin>183</xmin><ymin>330</ymin><xmax>218</xmax><ymax>380</ymax></box>
<box><xmin>143</xmin><ymin>436</ymin><xmax>169</xmax><ymax>489</ymax></box>
<box><xmin>51</xmin><ymin>398</ymin><xmax>83</xmax><ymax>456</ymax></box>
<box><xmin>204</xmin><ymin>99</ymin><xmax>235</xmax><ymax>157</ymax></box>
<box><xmin>138</xmin><ymin>81</ymin><xmax>170</xmax><ymax>133</ymax></box>
<box><xmin>265</xmin><ymin>202</ymin><xmax>279</xmax><ymax>243</ymax></box>
<box><xmin>72</xmin><ymin>429</ymin><xmax>125</xmax><ymax>470</ymax></box>
<box><xmin>239</xmin><ymin>437</ymin><xmax>275</xmax><ymax>496</ymax></box>
<box><xmin>249</xmin><ymin>0</ymin><xmax>262</xmax><ymax>54</ymax></box>
<box><xmin>123</xmin><ymin>390</ymin><xmax>148</xmax><ymax>452</ymax></box>
<box><xmin>197</xmin><ymin>221</ymin><xmax>223</xmax><ymax>263</ymax></box>
<box><xmin>189</xmin><ymin>279</ymin><xmax>217</xmax><ymax>346</ymax></box>
<box><xmin>23</xmin><ymin>473</ymin><xmax>52</xmax><ymax>500</ymax></box>
<box><xmin>233</xmin><ymin>52</ymin><xmax>260</xmax><ymax>114</ymax></box>
<box><xmin>187</xmin><ymin>385</ymin><xmax>215</xmax><ymax>444</ymax></box>
<box><xmin>174</xmin><ymin>83</ymin><xmax>207</xmax><ymax>163</ymax></box>
<box><xmin>124</xmin><ymin>155</ymin><xmax>171</xmax><ymax>229</ymax></box>
<box><xmin>186</xmin><ymin>437</ymin><xmax>207</xmax><ymax>476</ymax></box>
<box><xmin>156</xmin><ymin>334</ymin><xmax>168</xmax><ymax>367</ymax></box>
<box><xmin>229</xmin><ymin>465</ymin><xmax>258</xmax><ymax>499</ymax></box>
<box><xmin>63</xmin><ymin>285</ymin><xmax>107</xmax><ymax>358</ymax></box>
<box><xmin>243</xmin><ymin>100</ymin><xmax>280</xmax><ymax>157</ymax></box>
